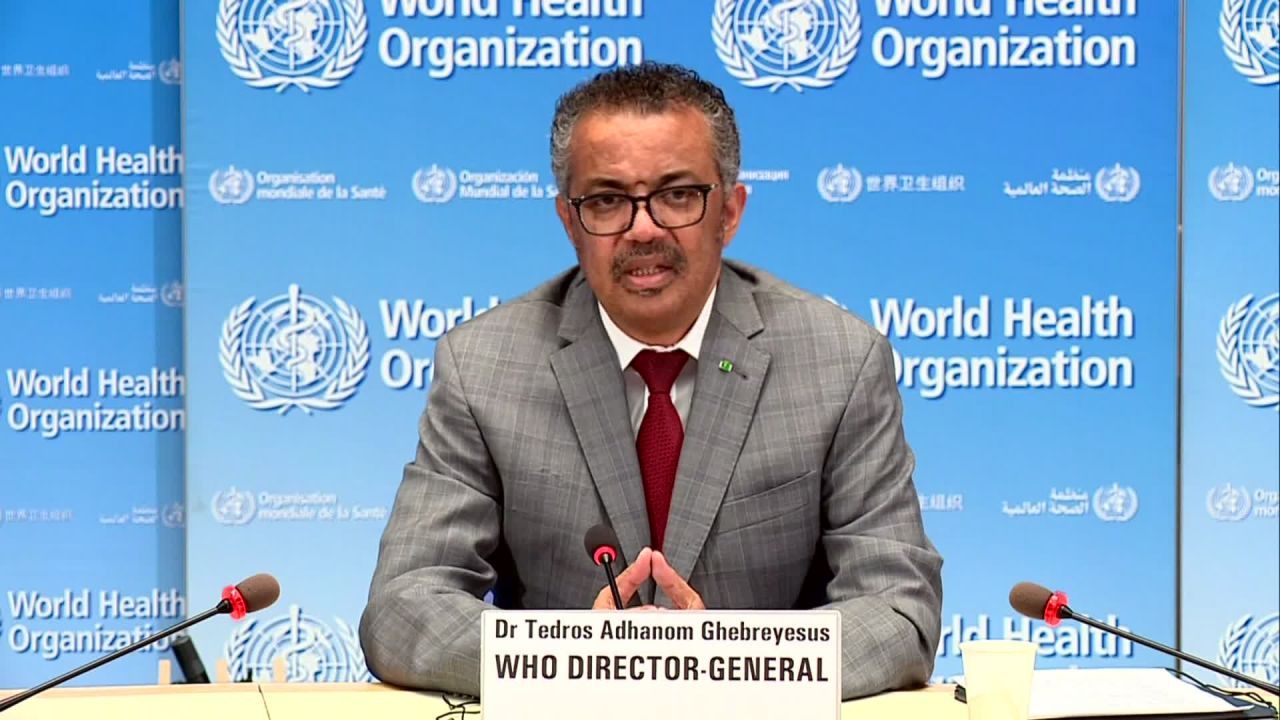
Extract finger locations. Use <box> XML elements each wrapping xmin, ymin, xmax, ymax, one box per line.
<box><xmin>592</xmin><ymin>586</ymin><xmax>617</xmax><ymax>610</ymax></box>
<box><xmin>615</xmin><ymin>547</ymin><xmax>653</xmax><ymax>600</ymax></box>
<box><xmin>592</xmin><ymin>547</ymin><xmax>652</xmax><ymax>609</ymax></box>
<box><xmin>651</xmin><ymin>551</ymin><xmax>705</xmax><ymax>610</ymax></box>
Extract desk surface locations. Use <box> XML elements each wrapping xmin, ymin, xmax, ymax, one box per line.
<box><xmin>0</xmin><ymin>682</ymin><xmax>963</xmax><ymax>719</ymax></box>
<box><xmin>5</xmin><ymin>682</ymin><xmax>1275</xmax><ymax>719</ymax></box>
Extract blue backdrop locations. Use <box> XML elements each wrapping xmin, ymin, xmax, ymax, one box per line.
<box><xmin>1180</xmin><ymin>0</ymin><xmax>1279</xmax><ymax>689</ymax></box>
<box><xmin>1</xmin><ymin>0</ymin><xmax>1276</xmax><ymax>691</ymax></box>
<box><xmin>0</xmin><ymin>0</ymin><xmax>185</xmax><ymax>686</ymax></box>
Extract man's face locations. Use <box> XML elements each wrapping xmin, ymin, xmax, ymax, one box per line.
<box><xmin>556</xmin><ymin>106</ymin><xmax>746</xmax><ymax>345</ymax></box>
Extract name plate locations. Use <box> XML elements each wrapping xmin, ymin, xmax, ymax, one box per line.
<box><xmin>480</xmin><ymin>609</ymin><xmax>841</xmax><ymax>719</ymax></box>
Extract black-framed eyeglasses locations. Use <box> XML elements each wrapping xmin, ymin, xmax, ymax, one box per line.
<box><xmin>568</xmin><ymin>183</ymin><xmax>719</xmax><ymax>235</ymax></box>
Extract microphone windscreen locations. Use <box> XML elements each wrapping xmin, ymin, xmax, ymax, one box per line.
<box><xmin>235</xmin><ymin>573</ymin><xmax>280</xmax><ymax>613</ymax></box>
<box><xmin>1009</xmin><ymin>581</ymin><xmax>1054</xmax><ymax>619</ymax></box>
<box><xmin>583</xmin><ymin>524</ymin><xmax>620</xmax><ymax>560</ymax></box>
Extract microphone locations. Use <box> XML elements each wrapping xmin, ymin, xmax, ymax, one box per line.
<box><xmin>584</xmin><ymin>524</ymin><xmax>626</xmax><ymax>610</ymax></box>
<box><xmin>0</xmin><ymin>573</ymin><xmax>280</xmax><ymax>712</ymax></box>
<box><xmin>170</xmin><ymin>633</ymin><xmax>210</xmax><ymax>684</ymax></box>
<box><xmin>1009</xmin><ymin>581</ymin><xmax>1279</xmax><ymax>695</ymax></box>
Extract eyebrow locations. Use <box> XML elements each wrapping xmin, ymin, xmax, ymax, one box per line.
<box><xmin>580</xmin><ymin>170</ymin><xmax>701</xmax><ymax>194</ymax></box>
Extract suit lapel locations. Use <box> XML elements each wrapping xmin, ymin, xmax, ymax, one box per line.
<box><xmin>549</xmin><ymin>275</ymin><xmax>653</xmax><ymax>603</ymax></box>
<box><xmin>661</xmin><ymin>268</ymin><xmax>770</xmax><ymax>588</ymax></box>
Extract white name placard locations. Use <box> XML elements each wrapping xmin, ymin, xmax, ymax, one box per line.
<box><xmin>480</xmin><ymin>609</ymin><xmax>841</xmax><ymax>719</ymax></box>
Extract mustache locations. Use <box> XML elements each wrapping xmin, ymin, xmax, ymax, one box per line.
<box><xmin>611</xmin><ymin>244</ymin><xmax>687</xmax><ymax>281</ymax></box>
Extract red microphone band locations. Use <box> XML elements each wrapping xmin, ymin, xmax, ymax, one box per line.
<box><xmin>1044</xmin><ymin>590</ymin><xmax>1069</xmax><ymax>627</ymax></box>
<box><xmin>222</xmin><ymin>584</ymin><xmax>248</xmax><ymax>620</ymax></box>
<box><xmin>592</xmin><ymin>546</ymin><xmax>616</xmax><ymax>567</ymax></box>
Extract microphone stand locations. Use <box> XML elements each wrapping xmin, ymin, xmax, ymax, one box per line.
<box><xmin>1061</xmin><ymin>607</ymin><xmax>1280</xmax><ymax>695</ymax></box>
<box><xmin>0</xmin><ymin>600</ymin><xmax>231</xmax><ymax>712</ymax></box>
<box><xmin>601</xmin><ymin>555</ymin><xmax>625</xmax><ymax>610</ymax></box>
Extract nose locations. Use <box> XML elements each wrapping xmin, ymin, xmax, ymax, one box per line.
<box><xmin>624</xmin><ymin>199</ymin><xmax>665</xmax><ymax>243</ymax></box>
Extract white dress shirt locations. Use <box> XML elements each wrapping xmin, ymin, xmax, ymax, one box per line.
<box><xmin>598</xmin><ymin>287</ymin><xmax>717</xmax><ymax>437</ymax></box>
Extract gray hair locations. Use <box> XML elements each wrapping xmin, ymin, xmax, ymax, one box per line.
<box><xmin>550</xmin><ymin>62</ymin><xmax>741</xmax><ymax>195</ymax></box>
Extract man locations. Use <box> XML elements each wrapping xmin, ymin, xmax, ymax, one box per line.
<box><xmin>359</xmin><ymin>62</ymin><xmax>943</xmax><ymax>700</ymax></box>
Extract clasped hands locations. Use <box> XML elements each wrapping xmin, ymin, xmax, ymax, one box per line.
<box><xmin>591</xmin><ymin>547</ymin><xmax>705</xmax><ymax>611</ymax></box>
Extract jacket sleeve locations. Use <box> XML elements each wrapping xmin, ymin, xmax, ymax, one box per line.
<box><xmin>821</xmin><ymin>331</ymin><xmax>944</xmax><ymax>699</ymax></box>
<box><xmin>359</xmin><ymin>332</ymin><xmax>499</xmax><ymax>695</ymax></box>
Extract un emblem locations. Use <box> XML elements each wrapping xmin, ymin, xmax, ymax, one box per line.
<box><xmin>1209</xmin><ymin>163</ymin><xmax>1256</xmax><ymax>201</ymax></box>
<box><xmin>713</xmin><ymin>0</ymin><xmax>861</xmax><ymax>92</ymax></box>
<box><xmin>1218</xmin><ymin>613</ymin><xmax>1279</xmax><ymax>688</ymax></box>
<box><xmin>1094</xmin><ymin>164</ymin><xmax>1141</xmax><ymax>203</ymax></box>
<box><xmin>1221</xmin><ymin>0</ymin><xmax>1279</xmax><ymax>85</ymax></box>
<box><xmin>1207</xmin><ymin>483</ymin><xmax>1253</xmax><ymax>521</ymax></box>
<box><xmin>217</xmin><ymin>0</ymin><xmax>368</xmax><ymax>93</ymax></box>
<box><xmin>209</xmin><ymin>166</ymin><xmax>255</xmax><ymax>205</ymax></box>
<box><xmin>220</xmin><ymin>284</ymin><xmax>370</xmax><ymax>414</ymax></box>
<box><xmin>211</xmin><ymin>487</ymin><xmax>257</xmax><ymax>526</ymax></box>
<box><xmin>412</xmin><ymin>165</ymin><xmax>459</xmax><ymax>204</ymax></box>
<box><xmin>225</xmin><ymin>604</ymin><xmax>371</xmax><ymax>682</ymax></box>
<box><xmin>817</xmin><ymin>164</ymin><xmax>862</xmax><ymax>202</ymax></box>
<box><xmin>1218</xmin><ymin>292</ymin><xmax>1280</xmax><ymax>409</ymax></box>
<box><xmin>1093</xmin><ymin>483</ymin><xmax>1139</xmax><ymax>522</ymax></box>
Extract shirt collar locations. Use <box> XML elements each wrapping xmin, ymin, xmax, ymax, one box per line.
<box><xmin>598</xmin><ymin>285</ymin><xmax>717</xmax><ymax>370</ymax></box>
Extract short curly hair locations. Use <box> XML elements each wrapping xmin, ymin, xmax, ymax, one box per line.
<box><xmin>550</xmin><ymin>62</ymin><xmax>741</xmax><ymax>194</ymax></box>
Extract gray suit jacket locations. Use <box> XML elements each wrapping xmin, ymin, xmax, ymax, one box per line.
<box><xmin>359</xmin><ymin>260</ymin><xmax>943</xmax><ymax>699</ymax></box>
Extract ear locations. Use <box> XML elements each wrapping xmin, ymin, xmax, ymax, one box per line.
<box><xmin>555</xmin><ymin>194</ymin><xmax>578</xmax><ymax>248</ymax></box>
<box><xmin>718</xmin><ymin>183</ymin><xmax>748</xmax><ymax>248</ymax></box>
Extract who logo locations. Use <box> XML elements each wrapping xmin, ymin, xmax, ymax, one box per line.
<box><xmin>1206</xmin><ymin>483</ymin><xmax>1252</xmax><ymax>521</ymax></box>
<box><xmin>816</xmin><ymin>164</ymin><xmax>863</xmax><ymax>203</ymax></box>
<box><xmin>220</xmin><ymin>284</ymin><xmax>370</xmax><ymax>414</ymax></box>
<box><xmin>212</xmin><ymin>487</ymin><xmax>257</xmax><ymax>525</ymax></box>
<box><xmin>217</xmin><ymin>0</ymin><xmax>368</xmax><ymax>92</ymax></box>
<box><xmin>1094</xmin><ymin>164</ymin><xmax>1141</xmax><ymax>203</ymax></box>
<box><xmin>209</xmin><ymin>166</ymin><xmax>255</xmax><ymax>205</ymax></box>
<box><xmin>713</xmin><ymin>0</ymin><xmax>861</xmax><ymax>92</ymax></box>
<box><xmin>1220</xmin><ymin>0</ymin><xmax>1279</xmax><ymax>85</ymax></box>
<box><xmin>225</xmin><ymin>604</ymin><xmax>372</xmax><ymax>682</ymax></box>
<box><xmin>1092</xmin><ymin>483</ymin><xmax>1139</xmax><ymax>523</ymax></box>
<box><xmin>412</xmin><ymin>165</ymin><xmax>459</xmax><ymax>204</ymax></box>
<box><xmin>1218</xmin><ymin>292</ymin><xmax>1279</xmax><ymax>410</ymax></box>
<box><xmin>1209</xmin><ymin>163</ymin><xmax>1256</xmax><ymax>202</ymax></box>
<box><xmin>1218</xmin><ymin>613</ymin><xmax>1278</xmax><ymax>689</ymax></box>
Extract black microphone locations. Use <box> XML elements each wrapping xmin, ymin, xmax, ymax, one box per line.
<box><xmin>0</xmin><ymin>573</ymin><xmax>280</xmax><ymax>712</ymax></box>
<box><xmin>584</xmin><ymin>524</ymin><xmax>626</xmax><ymax>610</ymax></box>
<box><xmin>170</xmin><ymin>633</ymin><xmax>210</xmax><ymax>684</ymax></box>
<box><xmin>1010</xmin><ymin>581</ymin><xmax>1279</xmax><ymax>696</ymax></box>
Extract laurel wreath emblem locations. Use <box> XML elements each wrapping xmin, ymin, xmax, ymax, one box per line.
<box><xmin>220</xmin><ymin>295</ymin><xmax>370</xmax><ymax>414</ymax></box>
<box><xmin>1220</xmin><ymin>0</ymin><xmax>1279</xmax><ymax>86</ymax></box>
<box><xmin>1208</xmin><ymin>163</ymin><xmax>1255</xmax><ymax>202</ymax></box>
<box><xmin>217</xmin><ymin>0</ymin><xmax>368</xmax><ymax>93</ymax></box>
<box><xmin>224</xmin><ymin>613</ymin><xmax>372</xmax><ymax>681</ymax></box>
<box><xmin>1217</xmin><ymin>614</ymin><xmax>1254</xmax><ymax>687</ymax></box>
<box><xmin>1095</xmin><ymin>166</ymin><xmax>1141</xmax><ymax>203</ymax></box>
<box><xmin>225</xmin><ymin>618</ymin><xmax>257</xmax><ymax>681</ymax></box>
<box><xmin>817</xmin><ymin>165</ymin><xmax>862</xmax><ymax>202</ymax></box>
<box><xmin>1217</xmin><ymin>294</ymin><xmax>1279</xmax><ymax>409</ymax></box>
<box><xmin>712</xmin><ymin>0</ymin><xmax>861</xmax><ymax>92</ymax></box>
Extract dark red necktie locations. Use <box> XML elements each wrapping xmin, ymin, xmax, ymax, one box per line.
<box><xmin>631</xmin><ymin>349</ymin><xmax>689</xmax><ymax>551</ymax></box>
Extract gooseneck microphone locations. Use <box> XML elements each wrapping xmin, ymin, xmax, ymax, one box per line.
<box><xmin>0</xmin><ymin>573</ymin><xmax>281</xmax><ymax>713</ymax></box>
<box><xmin>1009</xmin><ymin>581</ymin><xmax>1279</xmax><ymax>695</ymax></box>
<box><xmin>584</xmin><ymin>524</ymin><xmax>626</xmax><ymax>610</ymax></box>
